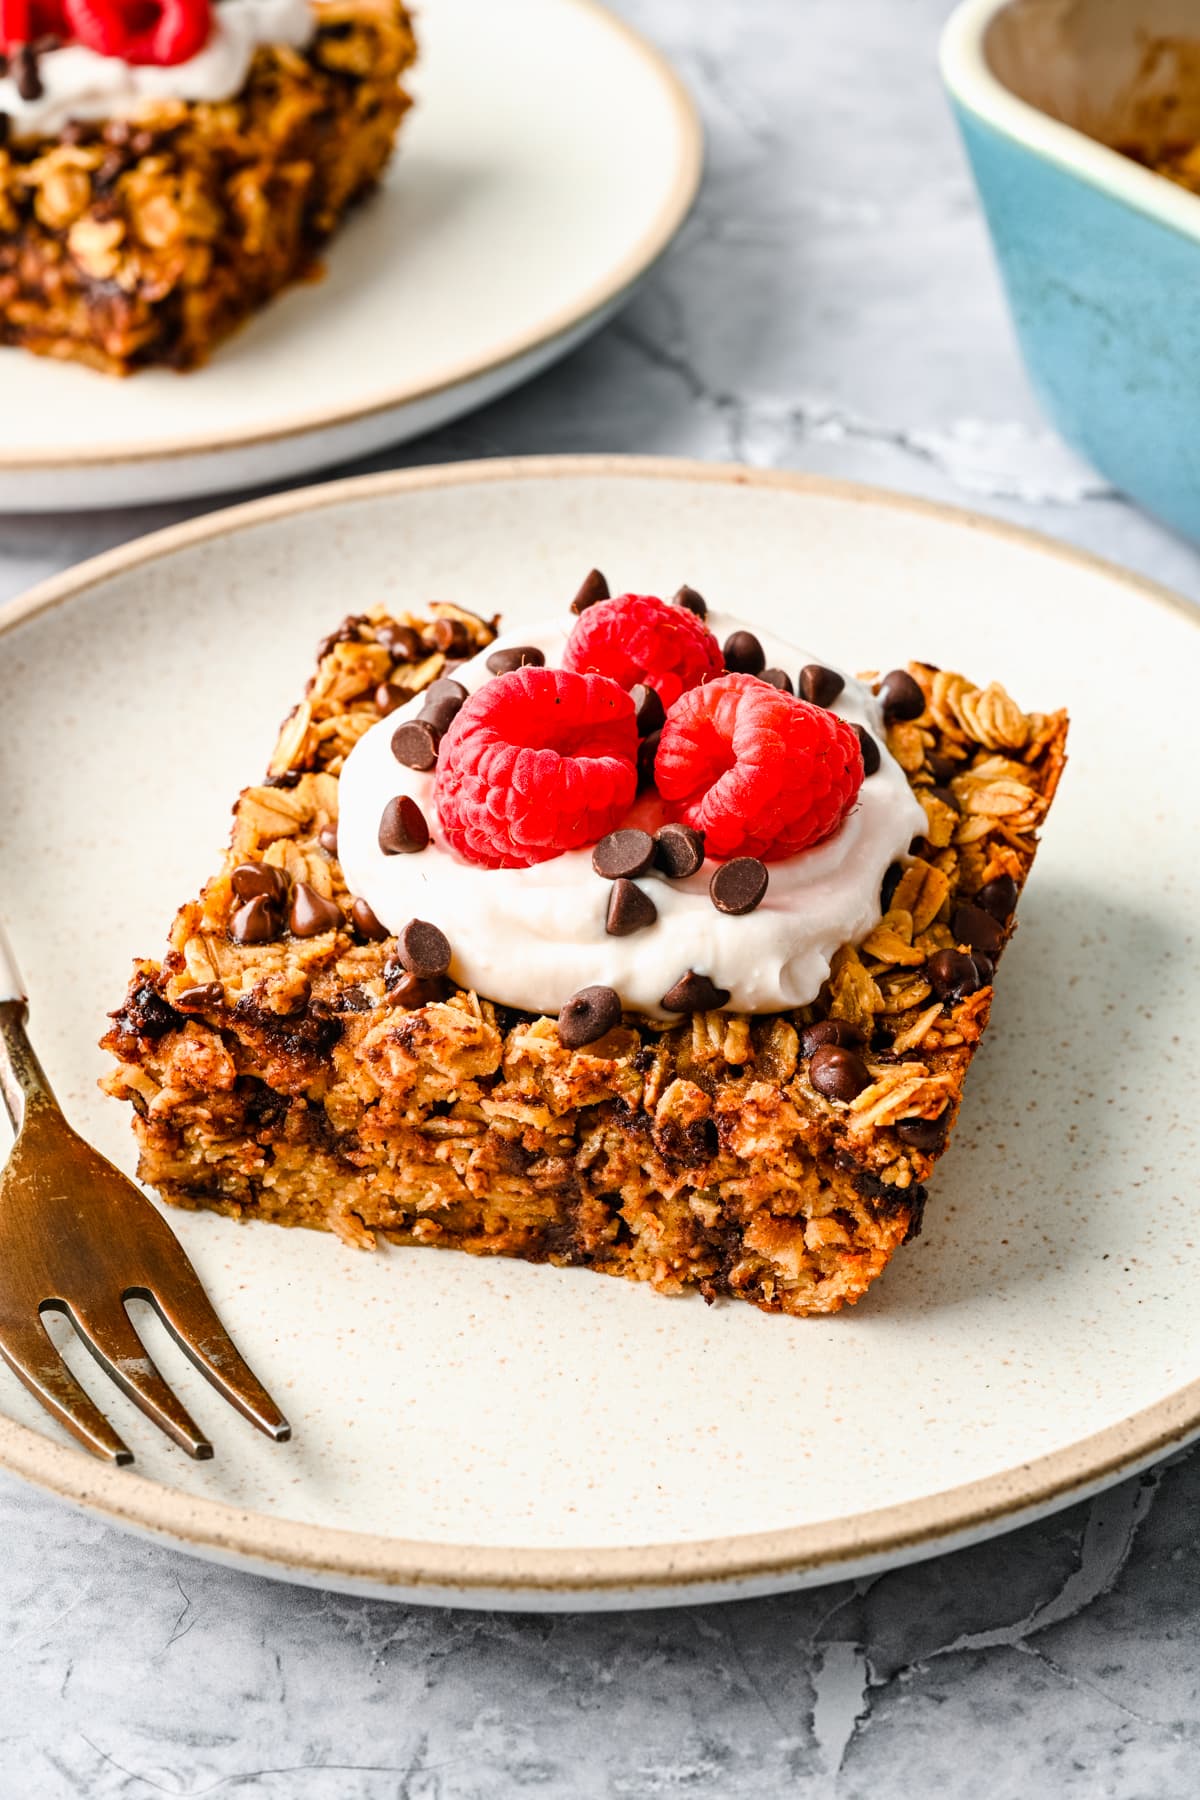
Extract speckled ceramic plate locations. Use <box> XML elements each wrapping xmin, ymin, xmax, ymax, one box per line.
<box><xmin>0</xmin><ymin>0</ymin><xmax>700</xmax><ymax>512</ymax></box>
<box><xmin>0</xmin><ymin>458</ymin><xmax>1197</xmax><ymax>1611</ymax></box>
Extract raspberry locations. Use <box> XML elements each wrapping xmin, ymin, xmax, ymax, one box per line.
<box><xmin>434</xmin><ymin>666</ymin><xmax>639</xmax><ymax>869</ymax></box>
<box><xmin>562</xmin><ymin>593</ymin><xmax>723</xmax><ymax>708</ymax></box>
<box><xmin>64</xmin><ymin>0</ymin><xmax>211</xmax><ymax>63</ymax></box>
<box><xmin>655</xmin><ymin>672</ymin><xmax>864</xmax><ymax>862</ymax></box>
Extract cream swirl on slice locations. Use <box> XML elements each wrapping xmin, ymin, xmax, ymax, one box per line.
<box><xmin>337</xmin><ymin>613</ymin><xmax>927</xmax><ymax>1019</ymax></box>
<box><xmin>0</xmin><ymin>0</ymin><xmax>314</xmax><ymax>140</ymax></box>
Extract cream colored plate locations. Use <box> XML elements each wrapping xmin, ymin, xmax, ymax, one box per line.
<box><xmin>0</xmin><ymin>0</ymin><xmax>700</xmax><ymax>511</ymax></box>
<box><xmin>0</xmin><ymin>458</ymin><xmax>1197</xmax><ymax>1611</ymax></box>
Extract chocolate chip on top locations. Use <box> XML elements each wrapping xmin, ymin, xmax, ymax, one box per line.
<box><xmin>487</xmin><ymin>645</ymin><xmax>545</xmax><ymax>675</ymax></box>
<box><xmin>376</xmin><ymin>621</ymin><xmax>423</xmax><ymax>662</ymax></box>
<box><xmin>385</xmin><ymin>969</ymin><xmax>446</xmax><ymax>1009</ymax></box>
<box><xmin>895</xmin><ymin>1115</ymin><xmax>947</xmax><ymax>1151</ymax></box>
<box><xmin>661</xmin><ymin>969</ymin><xmax>730</xmax><ymax>1012</ymax></box>
<box><xmin>231</xmin><ymin>861</ymin><xmax>288</xmax><ymax>904</ymax></box>
<box><xmin>606</xmin><ymin>878</ymin><xmax>658</xmax><ymax>937</ymax></box>
<box><xmin>723</xmin><ymin>629</ymin><xmax>765</xmax><ymax>676</ymax></box>
<box><xmin>808</xmin><ymin>1043</ymin><xmax>871</xmax><ymax>1102</ymax></box>
<box><xmin>391</xmin><ymin>719</ymin><xmax>441</xmax><ymax>772</ymax></box>
<box><xmin>374</xmin><ymin>682</ymin><xmax>412</xmax><ymax>717</ymax></box>
<box><xmin>759</xmin><ymin>668</ymin><xmax>794</xmax><ymax>694</ymax></box>
<box><xmin>592</xmin><ymin>828</ymin><xmax>654</xmax><ymax>880</ymax></box>
<box><xmin>637</xmin><ymin>730</ymin><xmax>661</xmax><ymax>791</ymax></box>
<box><xmin>951</xmin><ymin>901</ymin><xmax>1004</xmax><ymax>959</ymax></box>
<box><xmin>629</xmin><ymin>682</ymin><xmax>666</xmax><ymax>737</ymax></box>
<box><xmin>800</xmin><ymin>1018</ymin><xmax>865</xmax><ymax>1057</ymax></box>
<box><xmin>854</xmin><ymin>725</ymin><xmax>881</xmax><ymax>776</ymax></box>
<box><xmin>673</xmin><ymin>584</ymin><xmax>707</xmax><ymax>619</ymax></box>
<box><xmin>289</xmin><ymin>883</ymin><xmax>343</xmax><ymax>939</ymax></box>
<box><xmin>877</xmin><ymin>668</ymin><xmax>925</xmax><ymax>723</ymax></box>
<box><xmin>974</xmin><ymin>873</ymin><xmax>1018</xmax><ymax>923</ymax></box>
<box><xmin>424</xmin><ymin>676</ymin><xmax>468</xmax><ymax>707</ymax></box>
<box><xmin>175</xmin><ymin>982</ymin><xmax>224</xmax><ymax>1011</ymax></box>
<box><xmin>230</xmin><ymin>895</ymin><xmax>282</xmax><ymax>945</ymax></box>
<box><xmin>431</xmin><ymin>616</ymin><xmax>470</xmax><ymax>655</ymax></box>
<box><xmin>926</xmin><ymin>947</ymin><xmax>981</xmax><ymax>1002</ymax></box>
<box><xmin>709</xmin><ymin>857</ymin><xmax>768</xmax><ymax>916</ymax></box>
<box><xmin>558</xmin><ymin>983</ymin><xmax>622</xmax><ymax>1048</ymax></box>
<box><xmin>396</xmin><ymin>918</ymin><xmax>452</xmax><ymax>978</ymax></box>
<box><xmin>350</xmin><ymin>897</ymin><xmax>389</xmax><ymax>942</ymax></box>
<box><xmin>799</xmin><ymin>664</ymin><xmax>845</xmax><ymax>708</ymax></box>
<box><xmin>570</xmin><ymin>568</ymin><xmax>610</xmax><ymax>615</ymax></box>
<box><xmin>318</xmin><ymin>823</ymin><xmax>339</xmax><ymax>856</ymax></box>
<box><xmin>880</xmin><ymin>861</ymin><xmax>903</xmax><ymax>911</ymax></box>
<box><xmin>378</xmin><ymin>795</ymin><xmax>430</xmax><ymax>855</ymax></box>
<box><xmin>653</xmin><ymin>823</ymin><xmax>705</xmax><ymax>880</ymax></box>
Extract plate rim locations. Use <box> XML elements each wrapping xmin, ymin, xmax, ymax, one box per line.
<box><xmin>0</xmin><ymin>0</ymin><xmax>703</xmax><ymax>474</ymax></box>
<box><xmin>2</xmin><ymin>452</ymin><xmax>1199</xmax><ymax>1602</ymax></box>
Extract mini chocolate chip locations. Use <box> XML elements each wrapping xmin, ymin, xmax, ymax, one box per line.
<box><xmin>808</xmin><ymin>1043</ymin><xmax>871</xmax><ymax>1102</ymax></box>
<box><xmin>418</xmin><ymin>697</ymin><xmax>463</xmax><ymax>735</ymax></box>
<box><xmin>289</xmin><ymin>882</ymin><xmax>343</xmax><ymax>938</ymax></box>
<box><xmin>377</xmin><ymin>621</ymin><xmax>423</xmax><ymax>662</ymax></box>
<box><xmin>951</xmin><ymin>901</ymin><xmax>1004</xmax><ymax>959</ymax></box>
<box><xmin>975</xmin><ymin>874</ymin><xmax>1018</xmax><ymax>923</ymax></box>
<box><xmin>799</xmin><ymin>664</ymin><xmax>845</xmax><ymax>708</ymax></box>
<box><xmin>431</xmin><ymin>617</ymin><xmax>470</xmax><ymax>655</ymax></box>
<box><xmin>175</xmin><ymin>982</ymin><xmax>224</xmax><ymax>1011</ymax></box>
<box><xmin>231</xmin><ymin>861</ymin><xmax>288</xmax><ymax>903</ymax></box>
<box><xmin>759</xmin><ymin>668</ymin><xmax>794</xmax><ymax>694</ymax></box>
<box><xmin>13</xmin><ymin>46</ymin><xmax>42</xmax><ymax>102</ymax></box>
<box><xmin>391</xmin><ymin>719</ymin><xmax>441</xmax><ymax>771</ymax></box>
<box><xmin>673</xmin><ymin>584</ymin><xmax>707</xmax><ymax>618</ymax></box>
<box><xmin>386</xmin><ymin>970</ymin><xmax>446</xmax><ymax>1009</ymax></box>
<box><xmin>710</xmin><ymin>857</ymin><xmax>768</xmax><ymax>915</ymax></box>
<box><xmin>800</xmin><ymin>1018</ymin><xmax>866</xmax><ymax>1057</ymax></box>
<box><xmin>571</xmin><ymin>569</ymin><xmax>610</xmax><ymax>615</ymax></box>
<box><xmin>487</xmin><ymin>645</ymin><xmax>545</xmax><ymax>675</ymax></box>
<box><xmin>59</xmin><ymin>119</ymin><xmax>89</xmax><ymax>146</ymax></box>
<box><xmin>629</xmin><ymin>682</ymin><xmax>666</xmax><ymax>737</ymax></box>
<box><xmin>661</xmin><ymin>970</ymin><xmax>730</xmax><ymax>1012</ymax></box>
<box><xmin>350</xmin><ymin>897</ymin><xmax>389</xmax><ymax>942</ymax></box>
<box><xmin>926</xmin><ymin>752</ymin><xmax>958</xmax><ymax>784</ymax></box>
<box><xmin>855</xmin><ymin>725</ymin><xmax>881</xmax><ymax>776</ymax></box>
<box><xmin>374</xmin><ymin>682</ymin><xmax>412</xmax><ymax>716</ymax></box>
<box><xmin>723</xmin><ymin>630</ymin><xmax>765</xmax><ymax>675</ymax></box>
<box><xmin>315</xmin><ymin>612</ymin><xmax>367</xmax><ymax>660</ymax></box>
<box><xmin>424</xmin><ymin>676</ymin><xmax>468</xmax><ymax>708</ymax></box>
<box><xmin>606</xmin><ymin>878</ymin><xmax>658</xmax><ymax>936</ymax></box>
<box><xmin>880</xmin><ymin>861</ymin><xmax>903</xmax><ymax>911</ymax></box>
<box><xmin>909</xmin><ymin>836</ymin><xmax>932</xmax><ymax>859</ymax></box>
<box><xmin>319</xmin><ymin>823</ymin><xmax>339</xmax><ymax>855</ymax></box>
<box><xmin>558</xmin><ymin>984</ymin><xmax>621</xmax><ymax>1048</ymax></box>
<box><xmin>637</xmin><ymin>730</ymin><xmax>661</xmax><ymax>790</ymax></box>
<box><xmin>396</xmin><ymin>918</ymin><xmax>452</xmax><ymax>978</ymax></box>
<box><xmin>926</xmin><ymin>948</ymin><xmax>981</xmax><ymax>1003</ymax></box>
<box><xmin>895</xmin><ymin>1115</ymin><xmax>948</xmax><ymax>1152</ymax></box>
<box><xmin>378</xmin><ymin>795</ymin><xmax>430</xmax><ymax>855</ymax></box>
<box><xmin>592</xmin><ymin>828</ymin><xmax>654</xmax><ymax>880</ymax></box>
<box><xmin>653</xmin><ymin>823</ymin><xmax>705</xmax><ymax>879</ymax></box>
<box><xmin>971</xmin><ymin>952</ymin><xmax>995</xmax><ymax>986</ymax></box>
<box><xmin>230</xmin><ymin>896</ymin><xmax>281</xmax><ymax>945</ymax></box>
<box><xmin>927</xmin><ymin>784</ymin><xmax>960</xmax><ymax>813</ymax></box>
<box><xmin>878</xmin><ymin>668</ymin><xmax>925</xmax><ymax>723</ymax></box>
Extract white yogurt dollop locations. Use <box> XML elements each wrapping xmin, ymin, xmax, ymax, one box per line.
<box><xmin>337</xmin><ymin>613</ymin><xmax>927</xmax><ymax>1019</ymax></box>
<box><xmin>0</xmin><ymin>0</ymin><xmax>315</xmax><ymax>140</ymax></box>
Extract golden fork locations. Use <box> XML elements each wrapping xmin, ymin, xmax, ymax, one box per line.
<box><xmin>0</xmin><ymin>918</ymin><xmax>289</xmax><ymax>1464</ymax></box>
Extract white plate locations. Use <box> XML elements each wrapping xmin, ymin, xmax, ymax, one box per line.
<box><xmin>1</xmin><ymin>458</ymin><xmax>1198</xmax><ymax>1611</ymax></box>
<box><xmin>0</xmin><ymin>2</ymin><xmax>700</xmax><ymax>512</ymax></box>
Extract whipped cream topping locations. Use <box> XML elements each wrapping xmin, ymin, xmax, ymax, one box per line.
<box><xmin>337</xmin><ymin>613</ymin><xmax>928</xmax><ymax>1019</ymax></box>
<box><xmin>0</xmin><ymin>0</ymin><xmax>315</xmax><ymax>139</ymax></box>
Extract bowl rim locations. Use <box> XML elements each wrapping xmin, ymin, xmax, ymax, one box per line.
<box><xmin>940</xmin><ymin>0</ymin><xmax>1200</xmax><ymax>244</ymax></box>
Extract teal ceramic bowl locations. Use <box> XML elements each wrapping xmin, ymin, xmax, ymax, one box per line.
<box><xmin>941</xmin><ymin>0</ymin><xmax>1200</xmax><ymax>541</ymax></box>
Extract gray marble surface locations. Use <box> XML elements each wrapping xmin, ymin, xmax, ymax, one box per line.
<box><xmin>3</xmin><ymin>0</ymin><xmax>1200</xmax><ymax>1793</ymax></box>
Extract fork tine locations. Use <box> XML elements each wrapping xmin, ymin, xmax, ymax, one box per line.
<box><xmin>130</xmin><ymin>1273</ymin><xmax>290</xmax><ymax>1443</ymax></box>
<box><xmin>61</xmin><ymin>1300</ymin><xmax>213</xmax><ymax>1460</ymax></box>
<box><xmin>0</xmin><ymin>1317</ymin><xmax>133</xmax><ymax>1464</ymax></box>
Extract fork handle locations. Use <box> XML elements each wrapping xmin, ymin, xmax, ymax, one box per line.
<box><xmin>0</xmin><ymin>920</ymin><xmax>56</xmax><ymax>1134</ymax></box>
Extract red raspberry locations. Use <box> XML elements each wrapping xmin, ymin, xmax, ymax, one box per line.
<box><xmin>562</xmin><ymin>593</ymin><xmax>723</xmax><ymax>708</ymax></box>
<box><xmin>434</xmin><ymin>666</ymin><xmax>639</xmax><ymax>869</ymax></box>
<box><xmin>64</xmin><ymin>0</ymin><xmax>210</xmax><ymax>63</ymax></box>
<box><xmin>655</xmin><ymin>672</ymin><xmax>864</xmax><ymax>862</ymax></box>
